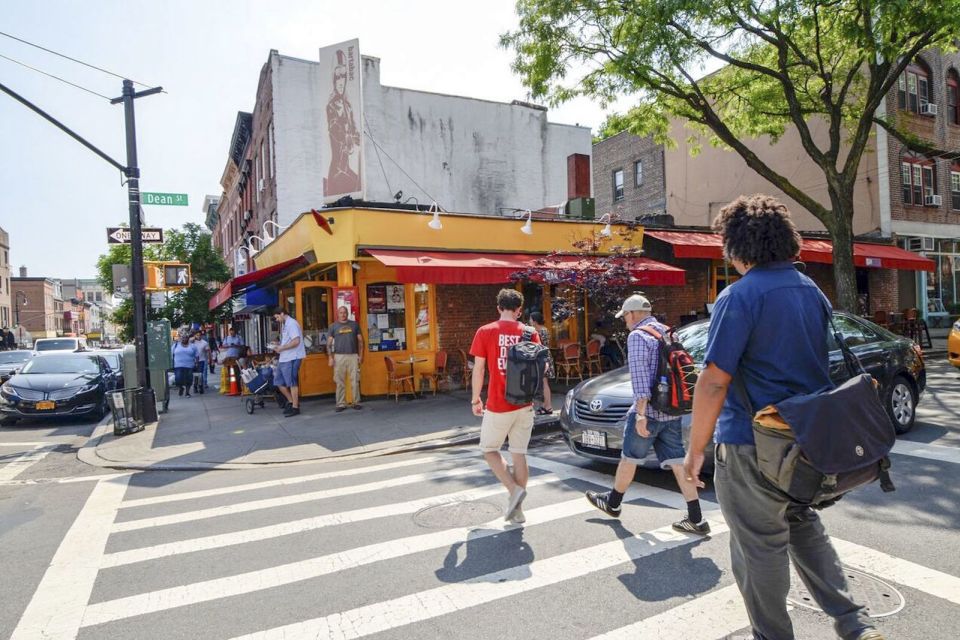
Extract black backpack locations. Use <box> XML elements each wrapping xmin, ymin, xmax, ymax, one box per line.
<box><xmin>638</xmin><ymin>325</ymin><xmax>698</xmax><ymax>415</ymax></box>
<box><xmin>504</xmin><ymin>327</ymin><xmax>551</xmax><ymax>405</ymax></box>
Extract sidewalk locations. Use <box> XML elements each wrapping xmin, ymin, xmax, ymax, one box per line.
<box><xmin>79</xmin><ymin>381</ymin><xmax>562</xmax><ymax>471</ymax></box>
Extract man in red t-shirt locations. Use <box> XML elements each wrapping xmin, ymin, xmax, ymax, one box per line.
<box><xmin>470</xmin><ymin>288</ymin><xmax>541</xmax><ymax>524</ymax></box>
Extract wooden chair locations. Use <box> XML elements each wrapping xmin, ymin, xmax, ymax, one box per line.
<box><xmin>902</xmin><ymin>308</ymin><xmax>932</xmax><ymax>349</ymax></box>
<box><xmin>872</xmin><ymin>310</ymin><xmax>889</xmax><ymax>328</ymax></box>
<box><xmin>384</xmin><ymin>356</ymin><xmax>415</xmax><ymax>402</ymax></box>
<box><xmin>584</xmin><ymin>339</ymin><xmax>603</xmax><ymax>376</ymax></box>
<box><xmin>457</xmin><ymin>348</ymin><xmax>473</xmax><ymax>390</ymax></box>
<box><xmin>557</xmin><ymin>342</ymin><xmax>584</xmax><ymax>384</ymax></box>
<box><xmin>423</xmin><ymin>351</ymin><xmax>449</xmax><ymax>395</ymax></box>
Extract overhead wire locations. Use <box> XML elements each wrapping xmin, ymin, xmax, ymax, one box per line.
<box><xmin>363</xmin><ymin>114</ymin><xmax>393</xmax><ymax>198</ymax></box>
<box><xmin>0</xmin><ymin>29</ymin><xmax>153</xmax><ymax>88</ymax></box>
<box><xmin>362</xmin><ymin>125</ymin><xmax>442</xmax><ymax>208</ymax></box>
<box><xmin>0</xmin><ymin>52</ymin><xmax>112</xmax><ymax>101</ymax></box>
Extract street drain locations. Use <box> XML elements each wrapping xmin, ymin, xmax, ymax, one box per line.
<box><xmin>413</xmin><ymin>500</ymin><xmax>503</xmax><ymax>528</ymax></box>
<box><xmin>788</xmin><ymin>566</ymin><xmax>905</xmax><ymax>618</ymax></box>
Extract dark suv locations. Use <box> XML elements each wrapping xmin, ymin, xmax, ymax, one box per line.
<box><xmin>559</xmin><ymin>312</ymin><xmax>926</xmax><ymax>467</ymax></box>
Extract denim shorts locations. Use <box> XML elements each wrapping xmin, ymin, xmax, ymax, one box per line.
<box><xmin>274</xmin><ymin>358</ymin><xmax>302</xmax><ymax>388</ymax></box>
<box><xmin>621</xmin><ymin>413</ymin><xmax>685</xmax><ymax>465</ymax></box>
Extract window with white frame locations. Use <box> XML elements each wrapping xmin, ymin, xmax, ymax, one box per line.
<box><xmin>951</xmin><ymin>168</ymin><xmax>960</xmax><ymax>210</ymax></box>
<box><xmin>898</xmin><ymin>63</ymin><xmax>931</xmax><ymax>114</ymax></box>
<box><xmin>613</xmin><ymin>169</ymin><xmax>624</xmax><ymax>201</ymax></box>
<box><xmin>901</xmin><ymin>158</ymin><xmax>937</xmax><ymax>205</ymax></box>
<box><xmin>948</xmin><ymin>70</ymin><xmax>960</xmax><ymax>126</ymax></box>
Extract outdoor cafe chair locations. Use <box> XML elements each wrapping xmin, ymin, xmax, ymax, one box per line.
<box><xmin>423</xmin><ymin>350</ymin><xmax>449</xmax><ymax>395</ymax></box>
<box><xmin>558</xmin><ymin>342</ymin><xmax>584</xmax><ymax>384</ymax></box>
<box><xmin>457</xmin><ymin>348</ymin><xmax>473</xmax><ymax>390</ymax></box>
<box><xmin>384</xmin><ymin>356</ymin><xmax>416</xmax><ymax>402</ymax></box>
<box><xmin>584</xmin><ymin>338</ymin><xmax>604</xmax><ymax>376</ymax></box>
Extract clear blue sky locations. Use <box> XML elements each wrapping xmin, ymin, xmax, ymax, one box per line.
<box><xmin>0</xmin><ymin>0</ymin><xmax>624</xmax><ymax>280</ymax></box>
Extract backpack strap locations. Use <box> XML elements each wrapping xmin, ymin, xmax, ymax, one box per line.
<box><xmin>637</xmin><ymin>325</ymin><xmax>663</xmax><ymax>341</ymax></box>
<box><xmin>520</xmin><ymin>326</ymin><xmax>535</xmax><ymax>342</ymax></box>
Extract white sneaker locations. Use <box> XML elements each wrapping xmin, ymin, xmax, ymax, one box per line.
<box><xmin>507</xmin><ymin>507</ymin><xmax>526</xmax><ymax>524</ymax></box>
<box><xmin>505</xmin><ymin>487</ymin><xmax>527</xmax><ymax>521</ymax></box>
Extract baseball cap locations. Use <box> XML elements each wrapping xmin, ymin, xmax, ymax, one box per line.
<box><xmin>614</xmin><ymin>294</ymin><xmax>652</xmax><ymax>318</ymax></box>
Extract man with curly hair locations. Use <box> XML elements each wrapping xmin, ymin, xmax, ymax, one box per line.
<box><xmin>683</xmin><ymin>195</ymin><xmax>882</xmax><ymax>640</ymax></box>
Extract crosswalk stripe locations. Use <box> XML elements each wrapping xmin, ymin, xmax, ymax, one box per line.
<box><xmin>588</xmin><ymin>584</ymin><xmax>752</xmax><ymax>640</ymax></box>
<box><xmin>891</xmin><ymin>440</ymin><xmax>960</xmax><ymax>465</ymax></box>
<box><xmin>9</xmin><ymin>476</ymin><xmax>130</xmax><ymax>640</ymax></box>
<box><xmin>0</xmin><ymin>441</ymin><xmax>50</xmax><ymax>447</ymax></box>
<box><xmin>119</xmin><ymin>451</ymin><xmax>479</xmax><ymax>508</ymax></box>
<box><xmin>101</xmin><ymin>472</ymin><xmax>569</xmax><ymax>567</ymax></box>
<box><xmin>226</xmin><ymin>517</ymin><xmax>729</xmax><ymax>640</ymax></box>
<box><xmin>832</xmin><ymin>538</ymin><xmax>960</xmax><ymax>606</ymax></box>
<box><xmin>83</xmin><ymin>497</ymin><xmax>597</xmax><ymax>626</ymax></box>
<box><xmin>111</xmin><ymin>463</ymin><xmax>491</xmax><ymax>532</ymax></box>
<box><xmin>0</xmin><ymin>444</ymin><xmax>57</xmax><ymax>482</ymax></box>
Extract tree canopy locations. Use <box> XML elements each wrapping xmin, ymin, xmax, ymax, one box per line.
<box><xmin>503</xmin><ymin>0</ymin><xmax>960</xmax><ymax>310</ymax></box>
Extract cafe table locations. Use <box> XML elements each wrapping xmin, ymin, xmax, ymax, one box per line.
<box><xmin>396</xmin><ymin>355</ymin><xmax>428</xmax><ymax>398</ymax></box>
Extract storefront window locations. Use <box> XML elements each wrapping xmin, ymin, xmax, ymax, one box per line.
<box><xmin>301</xmin><ymin>286</ymin><xmax>330</xmax><ymax>355</ymax></box>
<box><xmin>366</xmin><ymin>283</ymin><xmax>407</xmax><ymax>352</ymax></box>
<box><xmin>926</xmin><ymin>250</ymin><xmax>960</xmax><ymax>324</ymax></box>
<box><xmin>711</xmin><ymin>261</ymin><xmax>741</xmax><ymax>301</ymax></box>
<box><xmin>413</xmin><ymin>284</ymin><xmax>431</xmax><ymax>351</ymax></box>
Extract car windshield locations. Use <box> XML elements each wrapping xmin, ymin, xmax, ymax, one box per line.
<box><xmin>21</xmin><ymin>355</ymin><xmax>99</xmax><ymax>374</ymax></box>
<box><xmin>35</xmin><ymin>339</ymin><xmax>78</xmax><ymax>351</ymax></box>
<box><xmin>0</xmin><ymin>352</ymin><xmax>31</xmax><ymax>364</ymax></box>
<box><xmin>98</xmin><ymin>354</ymin><xmax>121</xmax><ymax>370</ymax></box>
<box><xmin>676</xmin><ymin>322</ymin><xmax>710</xmax><ymax>364</ymax></box>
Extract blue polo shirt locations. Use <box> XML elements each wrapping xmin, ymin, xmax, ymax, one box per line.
<box><xmin>704</xmin><ymin>261</ymin><xmax>833</xmax><ymax>444</ymax></box>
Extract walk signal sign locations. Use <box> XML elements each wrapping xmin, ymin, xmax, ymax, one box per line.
<box><xmin>144</xmin><ymin>262</ymin><xmax>191</xmax><ymax>291</ymax></box>
<box><xmin>164</xmin><ymin>264</ymin><xmax>191</xmax><ymax>288</ymax></box>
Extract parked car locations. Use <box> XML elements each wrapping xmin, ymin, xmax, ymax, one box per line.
<box><xmin>560</xmin><ymin>312</ymin><xmax>927</xmax><ymax>468</ymax></box>
<box><xmin>0</xmin><ymin>353</ymin><xmax>113</xmax><ymax>425</ymax></box>
<box><xmin>0</xmin><ymin>350</ymin><xmax>34</xmax><ymax>383</ymax></box>
<box><xmin>33</xmin><ymin>337</ymin><xmax>88</xmax><ymax>355</ymax></box>
<box><xmin>949</xmin><ymin>319</ymin><xmax>960</xmax><ymax>369</ymax></box>
<box><xmin>90</xmin><ymin>350</ymin><xmax>124</xmax><ymax>391</ymax></box>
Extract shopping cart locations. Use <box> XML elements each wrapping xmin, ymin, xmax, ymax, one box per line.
<box><xmin>241</xmin><ymin>365</ymin><xmax>283</xmax><ymax>414</ymax></box>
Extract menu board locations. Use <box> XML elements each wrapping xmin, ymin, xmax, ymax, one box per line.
<box><xmin>367</xmin><ymin>283</ymin><xmax>406</xmax><ymax>352</ymax></box>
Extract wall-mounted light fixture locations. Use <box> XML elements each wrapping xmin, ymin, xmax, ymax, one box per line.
<box><xmin>427</xmin><ymin>202</ymin><xmax>443</xmax><ymax>230</ymax></box>
<box><xmin>262</xmin><ymin>220</ymin><xmax>287</xmax><ymax>243</ymax></box>
<box><xmin>597</xmin><ymin>212</ymin><xmax>614</xmax><ymax>238</ymax></box>
<box><xmin>520</xmin><ymin>210</ymin><xmax>533</xmax><ymax>235</ymax></box>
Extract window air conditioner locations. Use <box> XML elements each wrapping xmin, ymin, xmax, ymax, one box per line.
<box><xmin>922</xmin><ymin>236</ymin><xmax>936</xmax><ymax>251</ymax></box>
<box><xmin>924</xmin><ymin>194</ymin><xmax>942</xmax><ymax>206</ymax></box>
<box><xmin>920</xmin><ymin>103</ymin><xmax>938</xmax><ymax>116</ymax></box>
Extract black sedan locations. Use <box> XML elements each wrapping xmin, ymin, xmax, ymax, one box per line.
<box><xmin>0</xmin><ymin>353</ymin><xmax>113</xmax><ymax>425</ymax></box>
<box><xmin>559</xmin><ymin>311</ymin><xmax>926</xmax><ymax>467</ymax></box>
<box><xmin>0</xmin><ymin>350</ymin><xmax>33</xmax><ymax>383</ymax></box>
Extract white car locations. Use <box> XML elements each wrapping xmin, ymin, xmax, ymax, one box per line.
<box><xmin>33</xmin><ymin>337</ymin><xmax>88</xmax><ymax>356</ymax></box>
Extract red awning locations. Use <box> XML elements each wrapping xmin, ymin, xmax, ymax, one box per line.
<box><xmin>645</xmin><ymin>231</ymin><xmax>934</xmax><ymax>272</ymax></box>
<box><xmin>208</xmin><ymin>256</ymin><xmax>308</xmax><ymax>311</ymax></box>
<box><xmin>364</xmin><ymin>249</ymin><xmax>686</xmax><ymax>286</ymax></box>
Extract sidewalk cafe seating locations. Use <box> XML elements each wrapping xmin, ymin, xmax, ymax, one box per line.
<box><xmin>457</xmin><ymin>348</ymin><xmax>473</xmax><ymax>390</ymax></box>
<box><xmin>423</xmin><ymin>350</ymin><xmax>449</xmax><ymax>395</ymax></box>
<box><xmin>584</xmin><ymin>338</ymin><xmax>604</xmax><ymax>376</ymax></box>
<box><xmin>557</xmin><ymin>342</ymin><xmax>584</xmax><ymax>384</ymax></box>
<box><xmin>384</xmin><ymin>356</ymin><xmax>416</xmax><ymax>402</ymax></box>
<box><xmin>902</xmin><ymin>308</ymin><xmax>933</xmax><ymax>349</ymax></box>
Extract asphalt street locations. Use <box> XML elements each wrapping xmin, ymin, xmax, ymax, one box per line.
<box><xmin>0</xmin><ymin>360</ymin><xmax>957</xmax><ymax>639</ymax></box>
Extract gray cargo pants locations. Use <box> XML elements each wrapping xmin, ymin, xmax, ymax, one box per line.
<box><xmin>714</xmin><ymin>443</ymin><xmax>874</xmax><ymax>640</ymax></box>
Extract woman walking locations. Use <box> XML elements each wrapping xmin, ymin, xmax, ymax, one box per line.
<box><xmin>529</xmin><ymin>311</ymin><xmax>554</xmax><ymax>415</ymax></box>
<box><xmin>171</xmin><ymin>334</ymin><xmax>199</xmax><ymax>398</ymax></box>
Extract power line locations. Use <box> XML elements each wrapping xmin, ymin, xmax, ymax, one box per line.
<box><xmin>0</xmin><ymin>53</ymin><xmax>111</xmax><ymax>101</ymax></box>
<box><xmin>0</xmin><ymin>30</ymin><xmax>152</xmax><ymax>88</ymax></box>
<box><xmin>362</xmin><ymin>127</ymin><xmax>442</xmax><ymax>207</ymax></box>
<box><xmin>363</xmin><ymin>114</ymin><xmax>393</xmax><ymax>198</ymax></box>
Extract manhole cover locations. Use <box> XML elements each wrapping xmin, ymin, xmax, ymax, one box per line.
<box><xmin>413</xmin><ymin>500</ymin><xmax>503</xmax><ymax>528</ymax></box>
<box><xmin>788</xmin><ymin>566</ymin><xmax>905</xmax><ymax>617</ymax></box>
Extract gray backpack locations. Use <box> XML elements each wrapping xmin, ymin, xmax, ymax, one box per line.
<box><xmin>504</xmin><ymin>327</ymin><xmax>550</xmax><ymax>405</ymax></box>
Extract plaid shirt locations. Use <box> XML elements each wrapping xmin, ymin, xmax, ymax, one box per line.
<box><xmin>626</xmin><ymin>316</ymin><xmax>672</xmax><ymax>422</ymax></box>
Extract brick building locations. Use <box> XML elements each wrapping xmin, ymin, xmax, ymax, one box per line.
<box><xmin>0</xmin><ymin>227</ymin><xmax>10</xmax><ymax>330</ymax></box>
<box><xmin>592</xmin><ymin>132</ymin><xmax>666</xmax><ymax>220</ymax></box>
<box><xmin>11</xmin><ymin>271</ymin><xmax>63</xmax><ymax>341</ymax></box>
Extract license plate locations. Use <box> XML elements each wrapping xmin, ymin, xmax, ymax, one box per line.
<box><xmin>35</xmin><ymin>400</ymin><xmax>56</xmax><ymax>410</ymax></box>
<box><xmin>581</xmin><ymin>429</ymin><xmax>606</xmax><ymax>448</ymax></box>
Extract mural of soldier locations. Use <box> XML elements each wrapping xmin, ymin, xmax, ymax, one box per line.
<box><xmin>323</xmin><ymin>48</ymin><xmax>361</xmax><ymax>196</ymax></box>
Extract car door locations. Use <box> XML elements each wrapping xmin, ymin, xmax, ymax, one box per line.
<box><xmin>827</xmin><ymin>313</ymin><xmax>889</xmax><ymax>386</ymax></box>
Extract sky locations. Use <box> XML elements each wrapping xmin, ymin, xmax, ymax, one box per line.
<box><xmin>0</xmin><ymin>0</ymin><xmax>629</xmax><ymax>280</ymax></box>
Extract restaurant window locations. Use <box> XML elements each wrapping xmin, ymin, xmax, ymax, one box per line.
<box><xmin>366</xmin><ymin>283</ymin><xmax>407</xmax><ymax>352</ymax></box>
<box><xmin>300</xmin><ymin>286</ymin><xmax>330</xmax><ymax>355</ymax></box>
<box><xmin>952</xmin><ymin>169</ymin><xmax>960</xmax><ymax>210</ymax></box>
<box><xmin>711</xmin><ymin>260</ymin><xmax>741</xmax><ymax>301</ymax></box>
<box><xmin>413</xmin><ymin>284</ymin><xmax>431</xmax><ymax>351</ymax></box>
<box><xmin>948</xmin><ymin>70</ymin><xmax>960</xmax><ymax>125</ymax></box>
<box><xmin>613</xmin><ymin>169</ymin><xmax>624</xmax><ymax>201</ymax></box>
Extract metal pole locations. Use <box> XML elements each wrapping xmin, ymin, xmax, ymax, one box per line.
<box><xmin>121</xmin><ymin>79</ymin><xmax>150</xmax><ymax>389</ymax></box>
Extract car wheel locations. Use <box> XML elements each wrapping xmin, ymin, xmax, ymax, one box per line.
<box><xmin>0</xmin><ymin>416</ymin><xmax>18</xmax><ymax>426</ymax></box>
<box><xmin>885</xmin><ymin>375</ymin><xmax>917</xmax><ymax>435</ymax></box>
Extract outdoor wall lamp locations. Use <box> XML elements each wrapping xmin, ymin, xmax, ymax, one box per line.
<box><xmin>427</xmin><ymin>202</ymin><xmax>443</xmax><ymax>230</ymax></box>
<box><xmin>597</xmin><ymin>212</ymin><xmax>614</xmax><ymax>238</ymax></box>
<box><xmin>520</xmin><ymin>210</ymin><xmax>533</xmax><ymax>235</ymax></box>
<box><xmin>247</xmin><ymin>235</ymin><xmax>266</xmax><ymax>255</ymax></box>
<box><xmin>262</xmin><ymin>220</ymin><xmax>287</xmax><ymax>242</ymax></box>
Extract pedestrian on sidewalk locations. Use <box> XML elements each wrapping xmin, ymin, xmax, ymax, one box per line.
<box><xmin>469</xmin><ymin>288</ymin><xmax>541</xmax><ymax>524</ymax></box>
<box><xmin>271</xmin><ymin>307</ymin><xmax>306</xmax><ymax>417</ymax></box>
<box><xmin>327</xmin><ymin>305</ymin><xmax>364</xmax><ymax>412</ymax></box>
<box><xmin>171</xmin><ymin>334</ymin><xmax>199</xmax><ymax>398</ymax></box>
<box><xmin>528</xmin><ymin>311</ymin><xmax>554</xmax><ymax>415</ymax></box>
<box><xmin>683</xmin><ymin>194</ymin><xmax>882</xmax><ymax>640</ymax></box>
<box><xmin>194</xmin><ymin>332</ymin><xmax>210</xmax><ymax>394</ymax></box>
<box><xmin>585</xmin><ymin>294</ymin><xmax>709</xmax><ymax>534</ymax></box>
<box><xmin>222</xmin><ymin>327</ymin><xmax>244</xmax><ymax>387</ymax></box>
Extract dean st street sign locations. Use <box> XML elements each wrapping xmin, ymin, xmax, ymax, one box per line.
<box><xmin>142</xmin><ymin>192</ymin><xmax>189</xmax><ymax>206</ymax></box>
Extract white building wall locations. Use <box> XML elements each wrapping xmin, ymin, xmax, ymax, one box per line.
<box><xmin>270</xmin><ymin>53</ymin><xmax>590</xmax><ymax>223</ymax></box>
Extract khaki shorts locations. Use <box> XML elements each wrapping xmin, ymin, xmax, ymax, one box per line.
<box><xmin>479</xmin><ymin>406</ymin><xmax>535</xmax><ymax>454</ymax></box>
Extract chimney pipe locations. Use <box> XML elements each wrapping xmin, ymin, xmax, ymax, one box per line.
<box><xmin>19</xmin><ymin>265</ymin><xmax>27</xmax><ymax>278</ymax></box>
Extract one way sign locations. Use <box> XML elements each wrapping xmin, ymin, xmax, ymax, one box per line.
<box><xmin>106</xmin><ymin>227</ymin><xmax>164</xmax><ymax>244</ymax></box>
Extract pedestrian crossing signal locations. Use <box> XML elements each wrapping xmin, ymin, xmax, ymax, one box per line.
<box><xmin>164</xmin><ymin>264</ymin><xmax>192</xmax><ymax>288</ymax></box>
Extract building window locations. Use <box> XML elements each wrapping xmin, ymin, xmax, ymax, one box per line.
<box><xmin>952</xmin><ymin>169</ymin><xmax>960</xmax><ymax>210</ymax></box>
<box><xmin>902</xmin><ymin>158</ymin><xmax>937</xmax><ymax>206</ymax></box>
<box><xmin>613</xmin><ymin>169</ymin><xmax>624</xmax><ymax>201</ymax></box>
<box><xmin>898</xmin><ymin>63</ymin><xmax>931</xmax><ymax>114</ymax></box>
<box><xmin>948</xmin><ymin>70</ymin><xmax>960</xmax><ymax>125</ymax></box>
<box><xmin>634</xmin><ymin>161</ymin><xmax>643</xmax><ymax>186</ymax></box>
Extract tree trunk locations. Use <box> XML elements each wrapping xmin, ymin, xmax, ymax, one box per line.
<box><xmin>827</xmin><ymin>192</ymin><xmax>859</xmax><ymax>313</ymax></box>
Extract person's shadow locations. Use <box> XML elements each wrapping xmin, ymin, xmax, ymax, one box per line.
<box><xmin>586</xmin><ymin>517</ymin><xmax>721</xmax><ymax>601</ymax></box>
<box><xmin>436</xmin><ymin>527</ymin><xmax>534</xmax><ymax>583</ymax></box>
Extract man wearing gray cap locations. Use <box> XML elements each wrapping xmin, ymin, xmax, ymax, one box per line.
<box><xmin>585</xmin><ymin>293</ymin><xmax>709</xmax><ymax>534</ymax></box>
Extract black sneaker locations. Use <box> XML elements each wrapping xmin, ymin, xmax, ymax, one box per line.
<box><xmin>585</xmin><ymin>490</ymin><xmax>621</xmax><ymax>518</ymax></box>
<box><xmin>178</xmin><ymin>387</ymin><xmax>184</xmax><ymax>397</ymax></box>
<box><xmin>853</xmin><ymin>630</ymin><xmax>886</xmax><ymax>640</ymax></box>
<box><xmin>672</xmin><ymin>517</ymin><xmax>711</xmax><ymax>535</ymax></box>
<box><xmin>351</xmin><ymin>404</ymin><xmax>362</xmax><ymax>410</ymax></box>
<box><xmin>335</xmin><ymin>406</ymin><xmax>347</xmax><ymax>413</ymax></box>
<box><xmin>284</xmin><ymin>407</ymin><xmax>300</xmax><ymax>417</ymax></box>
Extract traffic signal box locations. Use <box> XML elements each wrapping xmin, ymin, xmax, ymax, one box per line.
<box><xmin>144</xmin><ymin>262</ymin><xmax>192</xmax><ymax>291</ymax></box>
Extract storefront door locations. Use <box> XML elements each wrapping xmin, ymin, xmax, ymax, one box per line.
<box><xmin>295</xmin><ymin>281</ymin><xmax>335</xmax><ymax>396</ymax></box>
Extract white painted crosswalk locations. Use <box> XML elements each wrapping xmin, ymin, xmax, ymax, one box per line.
<box><xmin>9</xmin><ymin>444</ymin><xmax>960</xmax><ymax>640</ymax></box>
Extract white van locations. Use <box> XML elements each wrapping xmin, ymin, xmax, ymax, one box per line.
<box><xmin>33</xmin><ymin>337</ymin><xmax>88</xmax><ymax>355</ymax></box>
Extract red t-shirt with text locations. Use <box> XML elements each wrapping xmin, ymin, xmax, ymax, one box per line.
<box><xmin>470</xmin><ymin>320</ymin><xmax>541</xmax><ymax>413</ymax></box>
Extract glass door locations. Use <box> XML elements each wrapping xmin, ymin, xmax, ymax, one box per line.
<box><xmin>295</xmin><ymin>281</ymin><xmax>335</xmax><ymax>396</ymax></box>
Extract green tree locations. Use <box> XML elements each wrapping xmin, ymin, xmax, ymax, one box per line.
<box><xmin>503</xmin><ymin>0</ymin><xmax>960</xmax><ymax>310</ymax></box>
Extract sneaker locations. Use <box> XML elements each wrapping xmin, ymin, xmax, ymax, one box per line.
<box><xmin>185</xmin><ymin>392</ymin><xmax>191</xmax><ymax>398</ymax></box>
<box><xmin>853</xmin><ymin>630</ymin><xmax>886</xmax><ymax>640</ymax></box>
<box><xmin>283</xmin><ymin>407</ymin><xmax>300</xmax><ymax>418</ymax></box>
<box><xmin>335</xmin><ymin>406</ymin><xmax>347</xmax><ymax>413</ymax></box>
<box><xmin>504</xmin><ymin>487</ymin><xmax>527</xmax><ymax>521</ymax></box>
<box><xmin>585</xmin><ymin>490</ymin><xmax>622</xmax><ymax>518</ymax></box>
<box><xmin>672</xmin><ymin>517</ymin><xmax>711</xmax><ymax>535</ymax></box>
<box><xmin>507</xmin><ymin>507</ymin><xmax>526</xmax><ymax>524</ymax></box>
<box><xmin>351</xmin><ymin>404</ymin><xmax>362</xmax><ymax>410</ymax></box>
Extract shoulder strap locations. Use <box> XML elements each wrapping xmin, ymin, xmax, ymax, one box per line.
<box><xmin>521</xmin><ymin>326</ymin><xmax>535</xmax><ymax>342</ymax></box>
<box><xmin>818</xmin><ymin>297</ymin><xmax>866</xmax><ymax>377</ymax></box>
<box><xmin>637</xmin><ymin>325</ymin><xmax>663</xmax><ymax>341</ymax></box>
